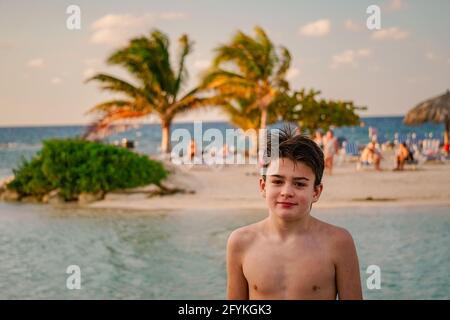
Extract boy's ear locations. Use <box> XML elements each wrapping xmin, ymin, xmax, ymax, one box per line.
<box><xmin>259</xmin><ymin>177</ymin><xmax>266</xmax><ymax>198</ymax></box>
<box><xmin>312</xmin><ymin>183</ymin><xmax>323</xmax><ymax>203</ymax></box>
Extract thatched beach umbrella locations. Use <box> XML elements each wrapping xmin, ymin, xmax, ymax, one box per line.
<box><xmin>404</xmin><ymin>90</ymin><xmax>450</xmax><ymax>151</ymax></box>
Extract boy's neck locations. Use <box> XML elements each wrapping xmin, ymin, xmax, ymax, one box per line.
<box><xmin>265</xmin><ymin>211</ymin><xmax>314</xmax><ymax>240</ymax></box>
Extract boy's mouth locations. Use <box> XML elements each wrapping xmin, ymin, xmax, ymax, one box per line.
<box><xmin>277</xmin><ymin>202</ymin><xmax>298</xmax><ymax>208</ymax></box>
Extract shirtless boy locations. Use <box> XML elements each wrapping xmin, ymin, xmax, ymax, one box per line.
<box><xmin>226</xmin><ymin>128</ymin><xmax>363</xmax><ymax>300</ymax></box>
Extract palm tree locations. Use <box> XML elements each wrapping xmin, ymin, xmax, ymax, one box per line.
<box><xmin>201</xmin><ymin>26</ymin><xmax>291</xmax><ymax>131</ymax></box>
<box><xmin>221</xmin><ymin>96</ymin><xmax>282</xmax><ymax>156</ymax></box>
<box><xmin>85</xmin><ymin>30</ymin><xmax>212</xmax><ymax>154</ymax></box>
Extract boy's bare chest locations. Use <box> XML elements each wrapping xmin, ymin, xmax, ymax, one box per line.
<box><xmin>242</xmin><ymin>240</ymin><xmax>336</xmax><ymax>299</ymax></box>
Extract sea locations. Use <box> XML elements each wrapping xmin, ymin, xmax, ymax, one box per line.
<box><xmin>0</xmin><ymin>204</ymin><xmax>448</xmax><ymax>299</ymax></box>
<box><xmin>0</xmin><ymin>117</ymin><xmax>448</xmax><ymax>299</ymax></box>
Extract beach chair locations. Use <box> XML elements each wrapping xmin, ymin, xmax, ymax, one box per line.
<box><xmin>342</xmin><ymin>141</ymin><xmax>360</xmax><ymax>162</ymax></box>
<box><xmin>420</xmin><ymin>139</ymin><xmax>445</xmax><ymax>162</ymax></box>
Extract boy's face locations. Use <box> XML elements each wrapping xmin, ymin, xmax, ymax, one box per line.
<box><xmin>259</xmin><ymin>157</ymin><xmax>323</xmax><ymax>220</ymax></box>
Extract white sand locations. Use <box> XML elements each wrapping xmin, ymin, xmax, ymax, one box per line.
<box><xmin>89</xmin><ymin>157</ymin><xmax>450</xmax><ymax>211</ymax></box>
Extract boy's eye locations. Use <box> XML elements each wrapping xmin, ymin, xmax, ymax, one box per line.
<box><xmin>295</xmin><ymin>182</ymin><xmax>306</xmax><ymax>187</ymax></box>
<box><xmin>272</xmin><ymin>180</ymin><xmax>282</xmax><ymax>184</ymax></box>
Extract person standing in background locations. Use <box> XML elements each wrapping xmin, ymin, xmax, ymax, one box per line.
<box><xmin>323</xmin><ymin>130</ymin><xmax>338</xmax><ymax>175</ymax></box>
<box><xmin>313</xmin><ymin>129</ymin><xmax>324</xmax><ymax>150</ymax></box>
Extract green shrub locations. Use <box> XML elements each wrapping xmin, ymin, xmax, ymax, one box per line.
<box><xmin>7</xmin><ymin>156</ymin><xmax>52</xmax><ymax>198</ymax></box>
<box><xmin>8</xmin><ymin>139</ymin><xmax>168</xmax><ymax>200</ymax></box>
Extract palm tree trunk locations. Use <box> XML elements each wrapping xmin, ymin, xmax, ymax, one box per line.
<box><xmin>259</xmin><ymin>88</ymin><xmax>274</xmax><ymax>130</ymax></box>
<box><xmin>260</xmin><ymin>108</ymin><xmax>267</xmax><ymax>130</ymax></box>
<box><xmin>161</xmin><ymin>120</ymin><xmax>171</xmax><ymax>154</ymax></box>
<box><xmin>255</xmin><ymin>108</ymin><xmax>268</xmax><ymax>158</ymax></box>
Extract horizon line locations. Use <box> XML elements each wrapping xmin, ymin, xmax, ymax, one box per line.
<box><xmin>0</xmin><ymin>114</ymin><xmax>411</xmax><ymax>129</ymax></box>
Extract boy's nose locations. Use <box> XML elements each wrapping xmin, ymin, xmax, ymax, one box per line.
<box><xmin>280</xmin><ymin>183</ymin><xmax>294</xmax><ymax>198</ymax></box>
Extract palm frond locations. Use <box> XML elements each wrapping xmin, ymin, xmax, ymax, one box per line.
<box><xmin>84</xmin><ymin>108</ymin><xmax>150</xmax><ymax>140</ymax></box>
<box><xmin>214</xmin><ymin>43</ymin><xmax>261</xmax><ymax>78</ymax></box>
<box><xmin>253</xmin><ymin>26</ymin><xmax>276</xmax><ymax>77</ymax></box>
<box><xmin>86</xmin><ymin>73</ymin><xmax>143</xmax><ymax>98</ymax></box>
<box><xmin>202</xmin><ymin>69</ymin><xmax>255</xmax><ymax>98</ymax></box>
<box><xmin>107</xmin><ymin>41</ymin><xmax>155</xmax><ymax>88</ymax></box>
<box><xmin>85</xmin><ymin>99</ymin><xmax>133</xmax><ymax>115</ymax></box>
<box><xmin>273</xmin><ymin>47</ymin><xmax>291</xmax><ymax>89</ymax></box>
<box><xmin>173</xmin><ymin>34</ymin><xmax>194</xmax><ymax>100</ymax></box>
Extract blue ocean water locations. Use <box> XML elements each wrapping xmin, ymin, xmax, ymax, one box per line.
<box><xmin>0</xmin><ymin>203</ymin><xmax>448</xmax><ymax>299</ymax></box>
<box><xmin>0</xmin><ymin>117</ymin><xmax>445</xmax><ymax>179</ymax></box>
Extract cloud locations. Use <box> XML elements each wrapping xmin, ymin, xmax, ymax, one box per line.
<box><xmin>91</xmin><ymin>13</ymin><xmax>152</xmax><ymax>46</ymax></box>
<box><xmin>357</xmin><ymin>49</ymin><xmax>371</xmax><ymax>57</ymax></box>
<box><xmin>84</xmin><ymin>58</ymin><xmax>101</xmax><ymax>66</ymax></box>
<box><xmin>299</xmin><ymin>19</ymin><xmax>330</xmax><ymax>37</ymax></box>
<box><xmin>83</xmin><ymin>68</ymin><xmax>96</xmax><ymax>78</ymax></box>
<box><xmin>82</xmin><ymin>59</ymin><xmax>100</xmax><ymax>78</ymax></box>
<box><xmin>27</xmin><ymin>58</ymin><xmax>44</xmax><ymax>68</ymax></box>
<box><xmin>286</xmin><ymin>67</ymin><xmax>300</xmax><ymax>80</ymax></box>
<box><xmin>425</xmin><ymin>51</ymin><xmax>436</xmax><ymax>61</ymax></box>
<box><xmin>386</xmin><ymin>0</ymin><xmax>407</xmax><ymax>12</ymax></box>
<box><xmin>344</xmin><ymin>19</ymin><xmax>362</xmax><ymax>32</ymax></box>
<box><xmin>330</xmin><ymin>49</ymin><xmax>371</xmax><ymax>69</ymax></box>
<box><xmin>193</xmin><ymin>59</ymin><xmax>211</xmax><ymax>70</ymax></box>
<box><xmin>91</xmin><ymin>12</ymin><xmax>188</xmax><ymax>46</ymax></box>
<box><xmin>51</xmin><ymin>77</ymin><xmax>62</xmax><ymax>84</ymax></box>
<box><xmin>372</xmin><ymin>27</ymin><xmax>409</xmax><ymax>40</ymax></box>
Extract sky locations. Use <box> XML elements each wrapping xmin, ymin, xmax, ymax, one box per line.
<box><xmin>0</xmin><ymin>0</ymin><xmax>449</xmax><ymax>126</ymax></box>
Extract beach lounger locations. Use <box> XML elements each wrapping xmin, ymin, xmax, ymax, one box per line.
<box><xmin>342</xmin><ymin>142</ymin><xmax>360</xmax><ymax>162</ymax></box>
<box><xmin>419</xmin><ymin>139</ymin><xmax>445</xmax><ymax>162</ymax></box>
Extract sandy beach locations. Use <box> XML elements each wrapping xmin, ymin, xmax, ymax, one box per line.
<box><xmin>89</xmin><ymin>154</ymin><xmax>450</xmax><ymax>212</ymax></box>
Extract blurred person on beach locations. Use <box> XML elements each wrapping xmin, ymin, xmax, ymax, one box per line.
<box><xmin>219</xmin><ymin>143</ymin><xmax>233</xmax><ymax>164</ymax></box>
<box><xmin>313</xmin><ymin>129</ymin><xmax>324</xmax><ymax>150</ymax></box>
<box><xmin>368</xmin><ymin>126</ymin><xmax>378</xmax><ymax>143</ymax></box>
<box><xmin>394</xmin><ymin>142</ymin><xmax>411</xmax><ymax>171</ymax></box>
<box><xmin>226</xmin><ymin>128</ymin><xmax>363</xmax><ymax>300</ymax></box>
<box><xmin>359</xmin><ymin>142</ymin><xmax>382</xmax><ymax>171</ymax></box>
<box><xmin>323</xmin><ymin>130</ymin><xmax>338</xmax><ymax>175</ymax></box>
<box><xmin>221</xmin><ymin>143</ymin><xmax>230</xmax><ymax>157</ymax></box>
<box><xmin>188</xmin><ymin>139</ymin><xmax>197</xmax><ymax>161</ymax></box>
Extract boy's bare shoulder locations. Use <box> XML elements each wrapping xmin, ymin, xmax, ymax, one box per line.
<box><xmin>313</xmin><ymin>218</ymin><xmax>355</xmax><ymax>249</ymax></box>
<box><xmin>227</xmin><ymin>221</ymin><xmax>264</xmax><ymax>253</ymax></box>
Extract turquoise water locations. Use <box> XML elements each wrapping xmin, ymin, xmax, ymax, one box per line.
<box><xmin>0</xmin><ymin>203</ymin><xmax>448</xmax><ymax>299</ymax></box>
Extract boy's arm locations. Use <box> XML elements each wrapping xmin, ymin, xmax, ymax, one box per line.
<box><xmin>226</xmin><ymin>230</ymin><xmax>249</xmax><ymax>300</ymax></box>
<box><xmin>334</xmin><ymin>230</ymin><xmax>363</xmax><ymax>300</ymax></box>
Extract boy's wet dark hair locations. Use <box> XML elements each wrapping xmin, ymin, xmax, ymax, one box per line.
<box><xmin>261</xmin><ymin>126</ymin><xmax>325</xmax><ymax>187</ymax></box>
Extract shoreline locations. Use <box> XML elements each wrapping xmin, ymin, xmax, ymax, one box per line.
<box><xmin>87</xmin><ymin>199</ymin><xmax>450</xmax><ymax>212</ymax></box>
